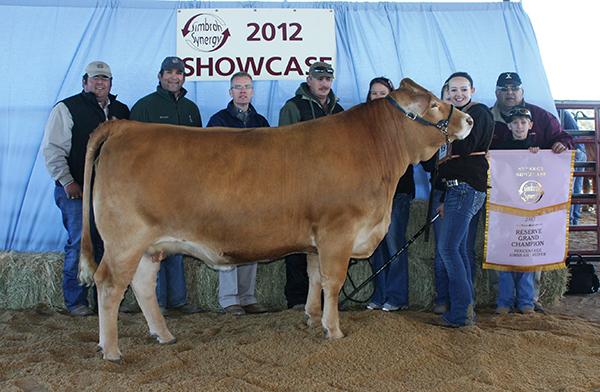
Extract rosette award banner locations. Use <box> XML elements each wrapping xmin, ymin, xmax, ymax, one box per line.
<box><xmin>484</xmin><ymin>150</ymin><xmax>575</xmax><ymax>272</ymax></box>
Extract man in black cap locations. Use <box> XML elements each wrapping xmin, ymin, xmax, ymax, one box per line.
<box><xmin>130</xmin><ymin>56</ymin><xmax>201</xmax><ymax>126</ymax></box>
<box><xmin>490</xmin><ymin>71</ymin><xmax>572</xmax><ymax>151</ymax></box>
<box><xmin>129</xmin><ymin>56</ymin><xmax>202</xmax><ymax>316</ymax></box>
<box><xmin>42</xmin><ymin>61</ymin><xmax>130</xmax><ymax>316</ymax></box>
<box><xmin>278</xmin><ymin>61</ymin><xmax>344</xmax><ymax>309</ymax></box>
<box><xmin>490</xmin><ymin>72</ymin><xmax>573</xmax><ymax>314</ymax></box>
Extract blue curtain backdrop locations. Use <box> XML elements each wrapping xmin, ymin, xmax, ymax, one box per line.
<box><xmin>0</xmin><ymin>1</ymin><xmax>554</xmax><ymax>252</ymax></box>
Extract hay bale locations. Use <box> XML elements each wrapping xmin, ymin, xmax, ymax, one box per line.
<box><xmin>0</xmin><ymin>201</ymin><xmax>569</xmax><ymax>311</ymax></box>
<box><xmin>0</xmin><ymin>252</ymin><xmax>64</xmax><ymax>310</ymax></box>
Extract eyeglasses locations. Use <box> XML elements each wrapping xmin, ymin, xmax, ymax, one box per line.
<box><xmin>231</xmin><ymin>84</ymin><xmax>253</xmax><ymax>90</ymax></box>
<box><xmin>508</xmin><ymin>107</ymin><xmax>532</xmax><ymax>118</ymax></box>
<box><xmin>497</xmin><ymin>85</ymin><xmax>522</xmax><ymax>92</ymax></box>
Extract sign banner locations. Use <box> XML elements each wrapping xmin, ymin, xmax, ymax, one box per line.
<box><xmin>177</xmin><ymin>9</ymin><xmax>336</xmax><ymax>81</ymax></box>
<box><xmin>484</xmin><ymin>150</ymin><xmax>574</xmax><ymax>272</ymax></box>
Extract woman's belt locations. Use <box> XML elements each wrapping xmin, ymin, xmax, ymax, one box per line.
<box><xmin>447</xmin><ymin>151</ymin><xmax>487</xmax><ymax>160</ymax></box>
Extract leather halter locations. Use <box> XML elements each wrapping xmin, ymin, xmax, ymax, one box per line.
<box><xmin>385</xmin><ymin>95</ymin><xmax>454</xmax><ymax>143</ymax></box>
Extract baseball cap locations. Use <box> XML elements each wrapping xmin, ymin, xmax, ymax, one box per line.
<box><xmin>161</xmin><ymin>56</ymin><xmax>185</xmax><ymax>72</ymax></box>
<box><xmin>496</xmin><ymin>72</ymin><xmax>522</xmax><ymax>87</ymax></box>
<box><xmin>507</xmin><ymin>106</ymin><xmax>532</xmax><ymax>122</ymax></box>
<box><xmin>308</xmin><ymin>61</ymin><xmax>334</xmax><ymax>79</ymax></box>
<box><xmin>85</xmin><ymin>61</ymin><xmax>112</xmax><ymax>78</ymax></box>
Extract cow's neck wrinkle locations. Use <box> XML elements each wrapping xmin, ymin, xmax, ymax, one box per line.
<box><xmin>366</xmin><ymin>105</ymin><xmax>410</xmax><ymax>186</ymax></box>
<box><xmin>370</xmin><ymin>104</ymin><xmax>444</xmax><ymax>182</ymax></box>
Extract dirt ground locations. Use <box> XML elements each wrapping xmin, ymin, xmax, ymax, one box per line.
<box><xmin>1</xmin><ymin>294</ymin><xmax>599</xmax><ymax>392</ymax></box>
<box><xmin>1</xmin><ymin>210</ymin><xmax>599</xmax><ymax>392</ymax></box>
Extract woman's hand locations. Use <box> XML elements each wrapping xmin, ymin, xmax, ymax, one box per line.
<box><xmin>436</xmin><ymin>203</ymin><xmax>444</xmax><ymax>219</ymax></box>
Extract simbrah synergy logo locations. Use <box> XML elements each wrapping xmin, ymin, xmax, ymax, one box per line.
<box><xmin>181</xmin><ymin>13</ymin><xmax>231</xmax><ymax>52</ymax></box>
<box><xmin>518</xmin><ymin>180</ymin><xmax>544</xmax><ymax>204</ymax></box>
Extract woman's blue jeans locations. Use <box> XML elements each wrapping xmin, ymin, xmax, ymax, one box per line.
<box><xmin>369</xmin><ymin>193</ymin><xmax>411</xmax><ymax>308</ymax></box>
<box><xmin>437</xmin><ymin>183</ymin><xmax>486</xmax><ymax>325</ymax></box>
<box><xmin>431</xmin><ymin>189</ymin><xmax>483</xmax><ymax>309</ymax></box>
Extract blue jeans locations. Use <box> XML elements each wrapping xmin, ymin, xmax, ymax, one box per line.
<box><xmin>156</xmin><ymin>254</ymin><xmax>188</xmax><ymax>308</ymax></box>
<box><xmin>54</xmin><ymin>184</ymin><xmax>103</xmax><ymax>311</ymax></box>
<box><xmin>570</xmin><ymin>147</ymin><xmax>587</xmax><ymax>225</ymax></box>
<box><xmin>370</xmin><ymin>193</ymin><xmax>411</xmax><ymax>307</ymax></box>
<box><xmin>497</xmin><ymin>271</ymin><xmax>535</xmax><ymax>310</ymax></box>
<box><xmin>437</xmin><ymin>183</ymin><xmax>486</xmax><ymax>325</ymax></box>
<box><xmin>432</xmin><ymin>189</ymin><xmax>483</xmax><ymax>308</ymax></box>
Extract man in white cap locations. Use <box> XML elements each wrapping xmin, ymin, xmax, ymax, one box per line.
<box><xmin>42</xmin><ymin>61</ymin><xmax>130</xmax><ymax>316</ymax></box>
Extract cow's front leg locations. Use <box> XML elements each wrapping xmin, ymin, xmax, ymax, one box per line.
<box><xmin>131</xmin><ymin>254</ymin><xmax>175</xmax><ymax>345</ymax></box>
<box><xmin>95</xmin><ymin>262</ymin><xmax>127</xmax><ymax>362</ymax></box>
<box><xmin>318</xmin><ymin>246</ymin><xmax>351</xmax><ymax>339</ymax></box>
<box><xmin>305</xmin><ymin>253</ymin><xmax>322</xmax><ymax>328</ymax></box>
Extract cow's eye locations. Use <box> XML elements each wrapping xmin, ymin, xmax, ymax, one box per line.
<box><xmin>430</xmin><ymin>102</ymin><xmax>439</xmax><ymax>109</ymax></box>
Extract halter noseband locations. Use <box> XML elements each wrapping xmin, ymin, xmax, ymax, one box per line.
<box><xmin>385</xmin><ymin>95</ymin><xmax>454</xmax><ymax>143</ymax></box>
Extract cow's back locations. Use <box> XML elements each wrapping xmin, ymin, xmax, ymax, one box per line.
<box><xmin>92</xmin><ymin>119</ymin><xmax>389</xmax><ymax>263</ymax></box>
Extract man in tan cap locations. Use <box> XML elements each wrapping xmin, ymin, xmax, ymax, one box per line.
<box><xmin>278</xmin><ymin>61</ymin><xmax>344</xmax><ymax>310</ymax></box>
<box><xmin>278</xmin><ymin>61</ymin><xmax>343</xmax><ymax>126</ymax></box>
<box><xmin>42</xmin><ymin>61</ymin><xmax>130</xmax><ymax>316</ymax></box>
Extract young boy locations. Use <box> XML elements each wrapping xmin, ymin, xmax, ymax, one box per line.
<box><xmin>494</xmin><ymin>106</ymin><xmax>537</xmax><ymax>314</ymax></box>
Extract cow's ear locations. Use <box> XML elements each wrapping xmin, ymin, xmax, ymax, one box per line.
<box><xmin>399</xmin><ymin>78</ymin><xmax>418</xmax><ymax>91</ymax></box>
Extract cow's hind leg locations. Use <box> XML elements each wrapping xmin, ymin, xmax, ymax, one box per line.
<box><xmin>130</xmin><ymin>254</ymin><xmax>175</xmax><ymax>345</ymax></box>
<box><xmin>317</xmin><ymin>243</ymin><xmax>351</xmax><ymax>339</ymax></box>
<box><xmin>95</xmin><ymin>252</ymin><xmax>136</xmax><ymax>362</ymax></box>
<box><xmin>305</xmin><ymin>253</ymin><xmax>323</xmax><ymax>328</ymax></box>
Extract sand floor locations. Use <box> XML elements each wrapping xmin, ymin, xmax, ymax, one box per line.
<box><xmin>2</xmin><ymin>212</ymin><xmax>599</xmax><ymax>392</ymax></box>
<box><xmin>1</xmin><ymin>294</ymin><xmax>599</xmax><ymax>392</ymax></box>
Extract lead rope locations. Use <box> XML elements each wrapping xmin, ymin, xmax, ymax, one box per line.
<box><xmin>341</xmin><ymin>213</ymin><xmax>441</xmax><ymax>306</ymax></box>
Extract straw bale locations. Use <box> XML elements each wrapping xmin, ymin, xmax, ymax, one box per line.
<box><xmin>0</xmin><ymin>252</ymin><xmax>64</xmax><ymax>310</ymax></box>
<box><xmin>0</xmin><ymin>201</ymin><xmax>568</xmax><ymax>310</ymax></box>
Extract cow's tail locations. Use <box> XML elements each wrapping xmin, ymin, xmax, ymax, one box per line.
<box><xmin>78</xmin><ymin>121</ymin><xmax>113</xmax><ymax>287</ymax></box>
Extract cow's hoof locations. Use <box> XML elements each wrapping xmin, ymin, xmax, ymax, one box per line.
<box><xmin>159</xmin><ymin>337</ymin><xmax>177</xmax><ymax>345</ymax></box>
<box><xmin>324</xmin><ymin>328</ymin><xmax>344</xmax><ymax>339</ymax></box>
<box><xmin>96</xmin><ymin>345</ymin><xmax>103</xmax><ymax>353</ymax></box>
<box><xmin>148</xmin><ymin>332</ymin><xmax>176</xmax><ymax>345</ymax></box>
<box><xmin>106</xmin><ymin>356</ymin><xmax>122</xmax><ymax>364</ymax></box>
<box><xmin>103</xmin><ymin>353</ymin><xmax>122</xmax><ymax>363</ymax></box>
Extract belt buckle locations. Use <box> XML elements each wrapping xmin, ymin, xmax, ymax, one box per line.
<box><xmin>445</xmin><ymin>179</ymin><xmax>459</xmax><ymax>187</ymax></box>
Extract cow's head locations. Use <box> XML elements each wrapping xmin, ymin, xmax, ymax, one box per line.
<box><xmin>389</xmin><ymin>78</ymin><xmax>473</xmax><ymax>142</ymax></box>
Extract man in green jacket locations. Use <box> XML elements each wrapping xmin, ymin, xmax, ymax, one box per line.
<box><xmin>278</xmin><ymin>61</ymin><xmax>344</xmax><ymax>309</ymax></box>
<box><xmin>129</xmin><ymin>56</ymin><xmax>202</xmax><ymax>316</ymax></box>
<box><xmin>130</xmin><ymin>57</ymin><xmax>202</xmax><ymax>126</ymax></box>
<box><xmin>279</xmin><ymin>61</ymin><xmax>344</xmax><ymax>126</ymax></box>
